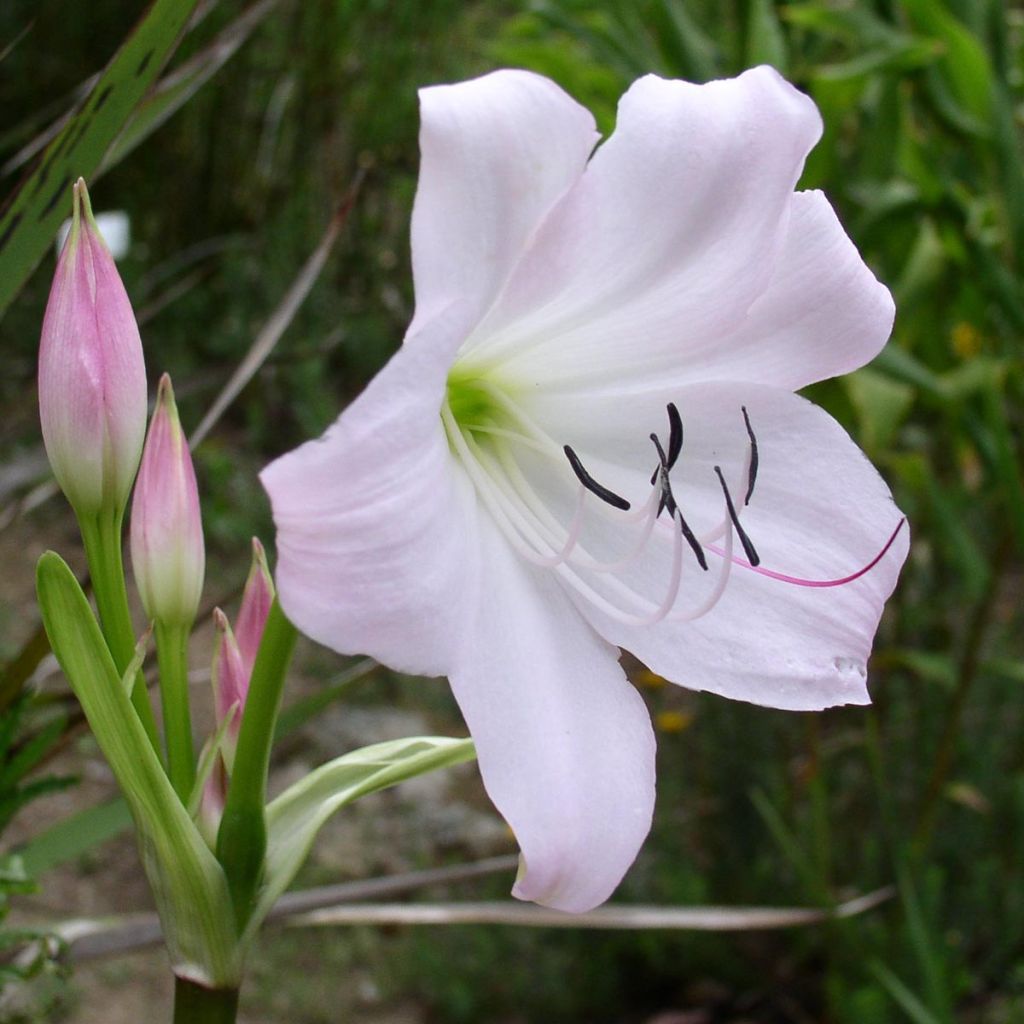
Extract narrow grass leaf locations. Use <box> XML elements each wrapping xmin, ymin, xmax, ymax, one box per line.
<box><xmin>0</xmin><ymin>0</ymin><xmax>202</xmax><ymax>317</ymax></box>
<box><xmin>101</xmin><ymin>0</ymin><xmax>281</xmax><ymax>172</ymax></box>
<box><xmin>869</xmin><ymin>959</ymin><xmax>943</xmax><ymax>1024</ymax></box>
<box><xmin>17</xmin><ymin>797</ymin><xmax>131</xmax><ymax>876</ymax></box>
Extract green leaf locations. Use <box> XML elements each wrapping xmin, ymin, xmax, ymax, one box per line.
<box><xmin>900</xmin><ymin>0</ymin><xmax>994</xmax><ymax>133</ymax></box>
<box><xmin>35</xmin><ymin>551</ymin><xmax>240</xmax><ymax>986</ymax></box>
<box><xmin>843</xmin><ymin>367</ymin><xmax>915</xmax><ymax>455</ymax></box>
<box><xmin>652</xmin><ymin>0</ymin><xmax>719</xmax><ymax>80</ymax></box>
<box><xmin>745</xmin><ymin>0</ymin><xmax>789</xmax><ymax>74</ymax></box>
<box><xmin>101</xmin><ymin>0</ymin><xmax>281</xmax><ymax>173</ymax></box>
<box><xmin>17</xmin><ymin>797</ymin><xmax>131</xmax><ymax>876</ymax></box>
<box><xmin>869</xmin><ymin>959</ymin><xmax>943</xmax><ymax>1024</ymax></box>
<box><xmin>246</xmin><ymin>736</ymin><xmax>475</xmax><ymax>941</ymax></box>
<box><xmin>0</xmin><ymin>0</ymin><xmax>202</xmax><ymax>318</ymax></box>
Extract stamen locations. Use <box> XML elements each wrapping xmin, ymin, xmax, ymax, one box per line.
<box><xmin>460</xmin><ymin>422</ymin><xmax>556</xmax><ymax>456</ymax></box>
<box><xmin>708</xmin><ymin>517</ymin><xmax>906</xmax><ymax>588</ymax></box>
<box><xmin>741</xmin><ymin>406</ymin><xmax>758</xmax><ymax>506</ymax></box>
<box><xmin>651</xmin><ymin>434</ymin><xmax>708</xmax><ymax>571</ymax></box>
<box><xmin>445</xmin><ymin>402</ymin><xmax>685</xmax><ymax>623</ymax></box>
<box><xmin>650</xmin><ymin>403</ymin><xmax>684</xmax><ymax>485</ymax></box>
<box><xmin>667</xmin><ymin>402</ymin><xmax>683</xmax><ymax>470</ymax></box>
<box><xmin>564</xmin><ymin>445</ymin><xmax>631</xmax><ymax>511</ymax></box>
<box><xmin>714</xmin><ymin>465</ymin><xmax>760</xmax><ymax>566</ymax></box>
<box><xmin>670</xmin><ymin>504</ymin><xmax>734</xmax><ymax>622</ymax></box>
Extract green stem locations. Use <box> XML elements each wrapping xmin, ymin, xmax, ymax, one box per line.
<box><xmin>78</xmin><ymin>508</ymin><xmax>161</xmax><ymax>756</ymax></box>
<box><xmin>216</xmin><ymin>598</ymin><xmax>296</xmax><ymax>930</ymax></box>
<box><xmin>155</xmin><ymin>620</ymin><xmax>195</xmax><ymax>800</ymax></box>
<box><xmin>173</xmin><ymin>976</ymin><xmax>239</xmax><ymax>1024</ymax></box>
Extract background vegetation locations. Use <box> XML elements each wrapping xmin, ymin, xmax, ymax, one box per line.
<box><xmin>0</xmin><ymin>0</ymin><xmax>1022</xmax><ymax>1021</ymax></box>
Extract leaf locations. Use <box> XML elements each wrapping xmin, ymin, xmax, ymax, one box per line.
<box><xmin>0</xmin><ymin>713</ymin><xmax>69</xmax><ymax>792</ymax></box>
<box><xmin>651</xmin><ymin>0</ymin><xmax>719</xmax><ymax>80</ymax></box>
<box><xmin>843</xmin><ymin>367</ymin><xmax>915</xmax><ymax>455</ymax></box>
<box><xmin>869</xmin><ymin>959</ymin><xmax>944</xmax><ymax>1024</ymax></box>
<box><xmin>899</xmin><ymin>0</ymin><xmax>994</xmax><ymax>136</ymax></box>
<box><xmin>287</xmin><ymin>888</ymin><xmax>895</xmax><ymax>931</ymax></box>
<box><xmin>246</xmin><ymin>736</ymin><xmax>475</xmax><ymax>940</ymax></box>
<box><xmin>745</xmin><ymin>0</ymin><xmax>788</xmax><ymax>74</ymax></box>
<box><xmin>35</xmin><ymin>551</ymin><xmax>240</xmax><ymax>987</ymax></box>
<box><xmin>17</xmin><ymin>797</ymin><xmax>131</xmax><ymax>876</ymax></box>
<box><xmin>101</xmin><ymin>0</ymin><xmax>281</xmax><ymax>173</ymax></box>
<box><xmin>0</xmin><ymin>0</ymin><xmax>202</xmax><ymax>318</ymax></box>
<box><xmin>274</xmin><ymin>657</ymin><xmax>376</xmax><ymax>740</ymax></box>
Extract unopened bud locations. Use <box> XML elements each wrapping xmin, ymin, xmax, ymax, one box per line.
<box><xmin>235</xmin><ymin>538</ymin><xmax>275</xmax><ymax>672</ymax></box>
<box><xmin>38</xmin><ymin>178</ymin><xmax>147</xmax><ymax>517</ymax></box>
<box><xmin>130</xmin><ymin>374</ymin><xmax>204</xmax><ymax>625</ymax></box>
<box><xmin>211</xmin><ymin>608</ymin><xmax>247</xmax><ymax>772</ymax></box>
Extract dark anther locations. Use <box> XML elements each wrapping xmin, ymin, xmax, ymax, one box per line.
<box><xmin>652</xmin><ymin>435</ymin><xmax>708</xmax><ymax>571</ymax></box>
<box><xmin>650</xmin><ymin>402</ymin><xmax>684</xmax><ymax>486</ymax></box>
<box><xmin>666</xmin><ymin>402</ymin><xmax>683</xmax><ymax>470</ymax></box>
<box><xmin>714</xmin><ymin>465</ymin><xmax>760</xmax><ymax>566</ymax></box>
<box><xmin>741</xmin><ymin>406</ymin><xmax>758</xmax><ymax>506</ymax></box>
<box><xmin>564</xmin><ymin>445</ymin><xmax>631</xmax><ymax>511</ymax></box>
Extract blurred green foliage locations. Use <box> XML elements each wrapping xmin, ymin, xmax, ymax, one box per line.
<box><xmin>1</xmin><ymin>0</ymin><xmax>1022</xmax><ymax>1021</ymax></box>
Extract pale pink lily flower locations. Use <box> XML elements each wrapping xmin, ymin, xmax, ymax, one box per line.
<box><xmin>130</xmin><ymin>374</ymin><xmax>205</xmax><ymax>626</ymax></box>
<box><xmin>261</xmin><ymin>67</ymin><xmax>909</xmax><ymax>913</ymax></box>
<box><xmin>39</xmin><ymin>178</ymin><xmax>147</xmax><ymax>517</ymax></box>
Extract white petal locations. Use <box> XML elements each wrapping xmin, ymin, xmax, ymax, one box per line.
<box><xmin>524</xmin><ymin>383</ymin><xmax>907</xmax><ymax>711</ymax></box>
<box><xmin>672</xmin><ymin>190</ymin><xmax>895</xmax><ymax>389</ymax></box>
<box><xmin>462</xmin><ymin>67</ymin><xmax>822</xmax><ymax>387</ymax></box>
<box><xmin>409</xmin><ymin>70</ymin><xmax>598</xmax><ymax>336</ymax></box>
<box><xmin>450</xmin><ymin>515</ymin><xmax>656</xmax><ymax>913</ymax></box>
<box><xmin>260</xmin><ymin>311</ymin><xmax>475</xmax><ymax>676</ymax></box>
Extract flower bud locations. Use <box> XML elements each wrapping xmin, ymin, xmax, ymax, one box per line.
<box><xmin>197</xmin><ymin>756</ymin><xmax>228</xmax><ymax>850</ymax></box>
<box><xmin>211</xmin><ymin>608</ymin><xmax>247</xmax><ymax>773</ymax></box>
<box><xmin>130</xmin><ymin>374</ymin><xmax>204</xmax><ymax>626</ymax></box>
<box><xmin>235</xmin><ymin>538</ymin><xmax>275</xmax><ymax>672</ymax></box>
<box><xmin>38</xmin><ymin>178</ymin><xmax>147</xmax><ymax>517</ymax></box>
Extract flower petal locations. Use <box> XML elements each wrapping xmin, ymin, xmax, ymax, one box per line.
<box><xmin>450</xmin><ymin>515</ymin><xmax>656</xmax><ymax>913</ymax></box>
<box><xmin>260</xmin><ymin>311</ymin><xmax>476</xmax><ymax>675</ymax></box>
<box><xmin>410</xmin><ymin>69</ymin><xmax>598</xmax><ymax>336</ymax></box>
<box><xmin>462</xmin><ymin>66</ymin><xmax>822</xmax><ymax>386</ymax></box>
<box><xmin>526</xmin><ymin>383</ymin><xmax>907</xmax><ymax>711</ymax></box>
<box><xmin>671</xmin><ymin>190</ymin><xmax>895</xmax><ymax>389</ymax></box>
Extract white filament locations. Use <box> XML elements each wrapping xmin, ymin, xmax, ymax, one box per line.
<box><xmin>441</xmin><ymin>397</ymin><xmax>747</xmax><ymax>627</ymax></box>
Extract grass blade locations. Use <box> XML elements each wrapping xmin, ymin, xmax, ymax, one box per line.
<box><xmin>0</xmin><ymin>0</ymin><xmax>203</xmax><ymax>317</ymax></box>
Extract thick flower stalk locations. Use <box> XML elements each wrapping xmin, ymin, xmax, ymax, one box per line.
<box><xmin>262</xmin><ymin>68</ymin><xmax>910</xmax><ymax>913</ymax></box>
<box><xmin>39</xmin><ymin>178</ymin><xmax>147</xmax><ymax>519</ymax></box>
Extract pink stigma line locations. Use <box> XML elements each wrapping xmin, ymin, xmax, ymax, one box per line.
<box><xmin>706</xmin><ymin>517</ymin><xmax>907</xmax><ymax>588</ymax></box>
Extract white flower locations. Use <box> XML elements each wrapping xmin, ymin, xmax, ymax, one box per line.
<box><xmin>261</xmin><ymin>67</ymin><xmax>908</xmax><ymax>912</ymax></box>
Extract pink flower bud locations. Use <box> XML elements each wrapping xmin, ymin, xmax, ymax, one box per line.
<box><xmin>211</xmin><ymin>608</ymin><xmax>247</xmax><ymax>772</ymax></box>
<box><xmin>130</xmin><ymin>374</ymin><xmax>205</xmax><ymax>625</ymax></box>
<box><xmin>235</xmin><ymin>538</ymin><xmax>275</xmax><ymax>673</ymax></box>
<box><xmin>197</xmin><ymin>756</ymin><xmax>228</xmax><ymax>850</ymax></box>
<box><xmin>38</xmin><ymin>178</ymin><xmax>147</xmax><ymax>517</ymax></box>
